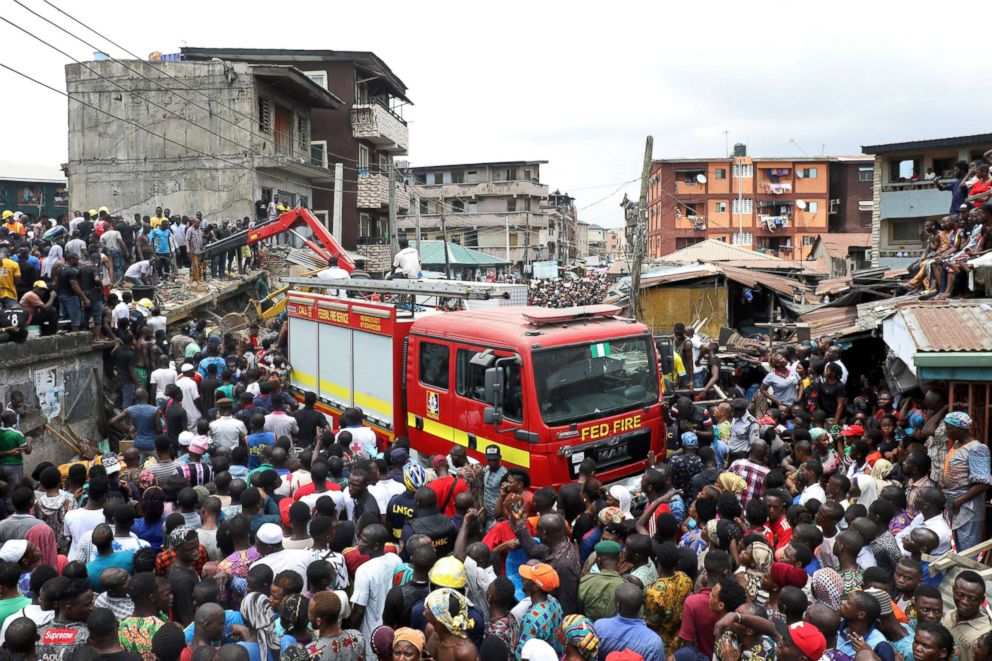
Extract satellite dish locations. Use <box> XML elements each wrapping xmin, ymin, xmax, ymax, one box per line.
<box><xmin>148</xmin><ymin>51</ymin><xmax>162</xmax><ymax>61</ymax></box>
<box><xmin>696</xmin><ymin>173</ymin><xmax>708</xmax><ymax>184</ymax></box>
<box><xmin>796</xmin><ymin>200</ymin><xmax>808</xmax><ymax>210</ymax></box>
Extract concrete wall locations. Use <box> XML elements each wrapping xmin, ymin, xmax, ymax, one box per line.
<box><xmin>65</xmin><ymin>60</ymin><xmax>315</xmax><ymax>220</ymax></box>
<box><xmin>0</xmin><ymin>334</ymin><xmax>107</xmax><ymax>470</ymax></box>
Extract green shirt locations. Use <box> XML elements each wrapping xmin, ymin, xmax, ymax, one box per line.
<box><xmin>0</xmin><ymin>429</ymin><xmax>26</xmax><ymax>466</ymax></box>
<box><xmin>184</xmin><ymin>342</ymin><xmax>202</xmax><ymax>359</ymax></box>
<box><xmin>577</xmin><ymin>569</ymin><xmax>626</xmax><ymax>621</ymax></box>
<box><xmin>0</xmin><ymin>596</ymin><xmax>30</xmax><ymax>627</ymax></box>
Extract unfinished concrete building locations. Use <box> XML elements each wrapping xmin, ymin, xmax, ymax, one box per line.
<box><xmin>65</xmin><ymin>59</ymin><xmax>341</xmax><ymax>220</ymax></box>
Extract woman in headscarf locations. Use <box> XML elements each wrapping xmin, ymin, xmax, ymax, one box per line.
<box><xmin>557</xmin><ymin>615</ymin><xmax>600</xmax><ymax>661</ymax></box>
<box><xmin>391</xmin><ymin>628</ymin><xmax>426</xmax><ymax>661</ymax></box>
<box><xmin>706</xmin><ymin>519</ymin><xmax>742</xmax><ymax>565</ymax></box>
<box><xmin>716</xmin><ymin>472</ymin><xmax>747</xmax><ymax>498</ymax></box>
<box><xmin>371</xmin><ymin>626</ymin><xmax>395</xmax><ymax>661</ymax></box>
<box><xmin>852</xmin><ymin>458</ymin><xmax>895</xmax><ymax>508</ymax></box>
<box><xmin>941</xmin><ymin>411</ymin><xmax>992</xmax><ymax>551</ymax></box>
<box><xmin>424</xmin><ymin>588</ymin><xmax>477</xmax><ymax>660</ymax></box>
<box><xmin>283</xmin><ymin>591</ymin><xmax>365</xmax><ymax>661</ymax></box>
<box><xmin>810</xmin><ymin>567</ymin><xmax>845</xmax><ymax>610</ymax></box>
<box><xmin>40</xmin><ymin>243</ymin><xmax>63</xmax><ymax>279</ymax></box>
<box><xmin>606</xmin><ymin>485</ymin><xmax>633</xmax><ymax>519</ymax></box>
<box><xmin>735</xmin><ymin>539</ymin><xmax>773</xmax><ymax>604</ymax></box>
<box><xmin>25</xmin><ymin>523</ymin><xmax>59</xmax><ymax>571</ymax></box>
<box><xmin>240</xmin><ymin>591</ymin><xmax>279</xmax><ymax>661</ymax></box>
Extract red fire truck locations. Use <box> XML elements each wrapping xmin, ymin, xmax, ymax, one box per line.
<box><xmin>285</xmin><ymin>281</ymin><xmax>663</xmax><ymax>487</ymax></box>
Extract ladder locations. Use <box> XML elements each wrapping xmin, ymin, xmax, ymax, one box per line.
<box><xmin>281</xmin><ymin>277</ymin><xmax>517</xmax><ymax>301</ymax></box>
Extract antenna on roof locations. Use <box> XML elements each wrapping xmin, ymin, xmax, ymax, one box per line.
<box><xmin>790</xmin><ymin>139</ymin><xmax>809</xmax><ymax>157</ymax></box>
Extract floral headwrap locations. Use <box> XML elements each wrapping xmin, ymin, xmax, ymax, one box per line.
<box><xmin>557</xmin><ymin>614</ymin><xmax>600</xmax><ymax>660</ymax></box>
<box><xmin>425</xmin><ymin>588</ymin><xmax>475</xmax><ymax>638</ymax></box>
<box><xmin>598</xmin><ymin>506</ymin><xmax>625</xmax><ymax>525</ymax></box>
<box><xmin>138</xmin><ymin>470</ymin><xmax>157</xmax><ymax>490</ymax></box>
<box><xmin>944</xmin><ymin>411</ymin><xmax>973</xmax><ymax>429</ymax></box>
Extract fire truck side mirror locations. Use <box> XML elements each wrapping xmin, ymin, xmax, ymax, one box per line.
<box><xmin>483</xmin><ymin>406</ymin><xmax>502</xmax><ymax>426</ymax></box>
<box><xmin>483</xmin><ymin>366</ymin><xmax>504</xmax><ymax>407</ymax></box>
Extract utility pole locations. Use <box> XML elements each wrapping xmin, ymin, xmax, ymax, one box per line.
<box><xmin>440</xmin><ymin>213</ymin><xmax>452</xmax><ymax>279</ymax></box>
<box><xmin>524</xmin><ymin>211</ymin><xmax>531</xmax><ymax>276</ymax></box>
<box><xmin>505</xmin><ymin>215</ymin><xmax>510</xmax><ymax>261</ymax></box>
<box><xmin>332</xmin><ymin>163</ymin><xmax>343</xmax><ymax>241</ymax></box>
<box><xmin>388</xmin><ymin>155</ymin><xmax>398</xmax><ymax>256</ymax></box>
<box><xmin>629</xmin><ymin>135</ymin><xmax>653</xmax><ymax>322</ymax></box>
<box><xmin>414</xmin><ymin>195</ymin><xmax>421</xmax><ymax>247</ymax></box>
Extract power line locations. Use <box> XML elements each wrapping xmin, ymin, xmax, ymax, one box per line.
<box><xmin>0</xmin><ymin>59</ymin><xmax>352</xmax><ymax>198</ymax></box>
<box><xmin>22</xmin><ymin>0</ymin><xmax>371</xmax><ymax>172</ymax></box>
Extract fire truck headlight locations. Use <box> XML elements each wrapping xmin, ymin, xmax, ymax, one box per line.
<box><xmin>558</xmin><ymin>445</ymin><xmax>574</xmax><ymax>457</ymax></box>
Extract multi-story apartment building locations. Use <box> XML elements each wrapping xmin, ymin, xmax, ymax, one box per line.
<box><xmin>65</xmin><ymin>59</ymin><xmax>339</xmax><ymax>219</ymax></box>
<box><xmin>181</xmin><ymin>47</ymin><xmax>410</xmax><ymax>252</ymax></box>
<box><xmin>862</xmin><ymin>133</ymin><xmax>992</xmax><ymax>267</ymax></box>
<box><xmin>647</xmin><ymin>145</ymin><xmax>873</xmax><ymax>260</ymax></box>
<box><xmin>400</xmin><ymin>161</ymin><xmax>556</xmax><ymax>268</ymax></box>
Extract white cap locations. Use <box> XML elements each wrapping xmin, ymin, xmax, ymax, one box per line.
<box><xmin>178</xmin><ymin>431</ymin><xmax>195</xmax><ymax>447</ymax></box>
<box><xmin>0</xmin><ymin>540</ymin><xmax>26</xmax><ymax>563</ymax></box>
<box><xmin>181</xmin><ymin>363</ymin><xmax>194</xmax><ymax>372</ymax></box>
<box><xmin>256</xmin><ymin>523</ymin><xmax>283</xmax><ymax>545</ymax></box>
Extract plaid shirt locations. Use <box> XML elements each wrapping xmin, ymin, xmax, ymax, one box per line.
<box><xmin>729</xmin><ymin>458</ymin><xmax>771</xmax><ymax>506</ymax></box>
<box><xmin>186</xmin><ymin>226</ymin><xmax>204</xmax><ymax>255</ymax></box>
<box><xmin>154</xmin><ymin>544</ymin><xmax>208</xmax><ymax>576</ymax></box>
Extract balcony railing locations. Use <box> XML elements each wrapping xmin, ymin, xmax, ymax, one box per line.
<box><xmin>758</xmin><ymin>214</ymin><xmax>790</xmax><ymax>231</ymax></box>
<box><xmin>357</xmin><ymin>172</ymin><xmax>410</xmax><ymax>210</ymax></box>
<box><xmin>760</xmin><ymin>182</ymin><xmax>792</xmax><ymax>194</ymax></box>
<box><xmin>351</xmin><ymin>101</ymin><xmax>409</xmax><ymax>153</ymax></box>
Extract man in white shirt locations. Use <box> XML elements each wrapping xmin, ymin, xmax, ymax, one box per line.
<box><xmin>896</xmin><ymin>486</ymin><xmax>952</xmax><ymax>555</ymax></box>
<box><xmin>264</xmin><ymin>393</ymin><xmax>299</xmax><ymax>441</ymax></box>
<box><xmin>250</xmin><ymin>523</ymin><xmax>311</xmax><ymax>589</ymax></box>
<box><xmin>149</xmin><ymin>355</ymin><xmax>177</xmax><ymax>405</ymax></box>
<box><xmin>124</xmin><ymin>260</ymin><xmax>155</xmax><ymax>286</ymax></box>
<box><xmin>210</xmin><ymin>398</ymin><xmax>247</xmax><ymax>450</ymax></box>
<box><xmin>112</xmin><ymin>292</ymin><xmax>132</xmax><ymax>330</ymax></box>
<box><xmin>824</xmin><ymin>346</ymin><xmax>849</xmax><ymax>384</ymax></box>
<box><xmin>175</xmin><ymin>364</ymin><xmax>201</xmax><ymax>431</ymax></box>
<box><xmin>336</xmin><ymin>408</ymin><xmax>379</xmax><ymax>459</ymax></box>
<box><xmin>347</xmin><ymin>524</ymin><xmax>401</xmax><ymax>659</ymax></box>
<box><xmin>391</xmin><ymin>239</ymin><xmax>420</xmax><ymax>279</ymax></box>
<box><xmin>798</xmin><ymin>459</ymin><xmax>827</xmax><ymax>506</ymax></box>
<box><xmin>317</xmin><ymin>256</ymin><xmax>350</xmax><ymax>297</ymax></box>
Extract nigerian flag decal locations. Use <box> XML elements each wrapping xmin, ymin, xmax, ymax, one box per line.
<box><xmin>591</xmin><ymin>343</ymin><xmax>611</xmax><ymax>358</ymax></box>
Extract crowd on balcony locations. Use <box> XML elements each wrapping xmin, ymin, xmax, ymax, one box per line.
<box><xmin>904</xmin><ymin>160</ymin><xmax>992</xmax><ymax>299</ymax></box>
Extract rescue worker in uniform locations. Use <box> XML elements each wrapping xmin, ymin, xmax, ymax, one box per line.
<box><xmin>400</xmin><ymin>487</ymin><xmax>458</xmax><ymax>559</ymax></box>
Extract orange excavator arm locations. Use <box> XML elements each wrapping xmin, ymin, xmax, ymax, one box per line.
<box><xmin>201</xmin><ymin>209</ymin><xmax>356</xmax><ymax>271</ymax></box>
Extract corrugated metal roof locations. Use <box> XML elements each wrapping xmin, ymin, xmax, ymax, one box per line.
<box><xmin>812</xmin><ymin>233</ymin><xmax>872</xmax><ymax>259</ymax></box>
<box><xmin>411</xmin><ymin>240</ymin><xmax>510</xmax><ymax>266</ymax></box>
<box><xmin>719</xmin><ymin>264</ymin><xmax>811</xmax><ymax>296</ymax></box>
<box><xmin>798</xmin><ymin>305</ymin><xmax>859</xmax><ymax>338</ymax></box>
<box><xmin>659</xmin><ymin>239</ymin><xmax>782</xmax><ymax>264</ymax></box>
<box><xmin>898</xmin><ymin>303</ymin><xmax>992</xmax><ymax>352</ymax></box>
<box><xmin>0</xmin><ymin>161</ymin><xmax>65</xmax><ymax>183</ymax></box>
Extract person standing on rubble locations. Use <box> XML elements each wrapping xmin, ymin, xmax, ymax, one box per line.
<box><xmin>148</xmin><ymin>219</ymin><xmax>173</xmax><ymax>279</ymax></box>
<box><xmin>186</xmin><ymin>216</ymin><xmax>205</xmax><ymax>282</ymax></box>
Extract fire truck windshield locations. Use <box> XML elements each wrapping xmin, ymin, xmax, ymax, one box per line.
<box><xmin>532</xmin><ymin>337</ymin><xmax>659</xmax><ymax>426</ymax></box>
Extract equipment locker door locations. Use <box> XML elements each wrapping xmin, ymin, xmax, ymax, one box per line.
<box><xmin>317</xmin><ymin>322</ymin><xmax>352</xmax><ymax>410</ymax></box>
<box><xmin>352</xmin><ymin>331</ymin><xmax>393</xmax><ymax>430</ymax></box>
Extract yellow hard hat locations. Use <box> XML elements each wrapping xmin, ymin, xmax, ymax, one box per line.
<box><xmin>137</xmin><ymin>298</ymin><xmax>153</xmax><ymax>309</ymax></box>
<box><xmin>1</xmin><ymin>211</ymin><xmax>12</xmax><ymax>220</ymax></box>
<box><xmin>99</xmin><ymin>206</ymin><xmax>110</xmax><ymax>214</ymax></box>
<box><xmin>88</xmin><ymin>209</ymin><xmax>98</xmax><ymax>217</ymax></box>
<box><xmin>428</xmin><ymin>556</ymin><xmax>467</xmax><ymax>589</ymax></box>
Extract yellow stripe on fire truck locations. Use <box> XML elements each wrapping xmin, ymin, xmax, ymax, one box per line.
<box><xmin>407</xmin><ymin>413</ymin><xmax>531</xmax><ymax>468</ymax></box>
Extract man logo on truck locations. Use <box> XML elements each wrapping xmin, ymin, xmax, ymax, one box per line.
<box><xmin>427</xmin><ymin>391</ymin><xmax>440</xmax><ymax>419</ymax></box>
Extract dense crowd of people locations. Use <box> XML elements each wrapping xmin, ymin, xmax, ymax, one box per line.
<box><xmin>0</xmin><ymin>205</ymin><xmax>989</xmax><ymax>661</ymax></box>
<box><xmin>0</xmin><ymin>205</ymin><xmax>273</xmax><ymax>343</ymax></box>
<box><xmin>527</xmin><ymin>273</ymin><xmax>610</xmax><ymax>308</ymax></box>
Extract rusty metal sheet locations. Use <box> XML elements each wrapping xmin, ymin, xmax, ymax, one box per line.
<box><xmin>901</xmin><ymin>304</ymin><xmax>992</xmax><ymax>352</ymax></box>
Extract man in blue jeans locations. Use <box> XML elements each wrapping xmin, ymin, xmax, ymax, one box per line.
<box><xmin>57</xmin><ymin>252</ymin><xmax>88</xmax><ymax>331</ymax></box>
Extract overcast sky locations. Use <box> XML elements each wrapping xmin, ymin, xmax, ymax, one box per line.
<box><xmin>0</xmin><ymin>0</ymin><xmax>983</xmax><ymax>228</ymax></box>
